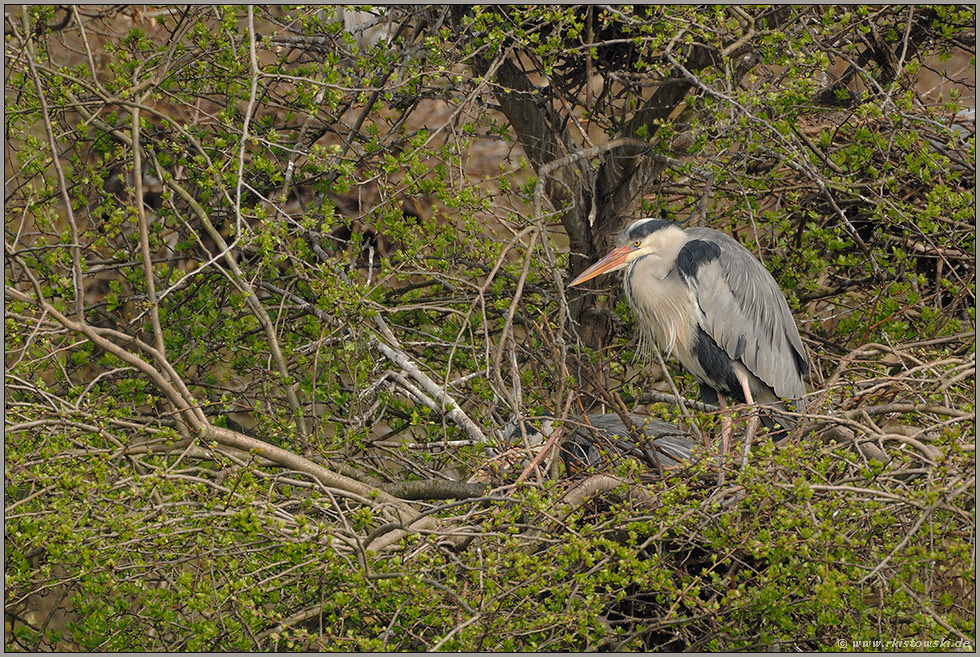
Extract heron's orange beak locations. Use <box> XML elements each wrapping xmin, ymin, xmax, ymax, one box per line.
<box><xmin>568</xmin><ymin>244</ymin><xmax>635</xmax><ymax>287</ymax></box>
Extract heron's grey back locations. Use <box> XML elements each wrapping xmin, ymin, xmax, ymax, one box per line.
<box><xmin>684</xmin><ymin>228</ymin><xmax>807</xmax><ymax>401</ymax></box>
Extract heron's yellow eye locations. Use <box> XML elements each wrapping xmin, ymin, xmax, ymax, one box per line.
<box><xmin>632</xmin><ymin>240</ymin><xmax>641</xmax><ymax>248</ymax></box>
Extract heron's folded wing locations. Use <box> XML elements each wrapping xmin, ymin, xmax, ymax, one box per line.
<box><xmin>680</xmin><ymin>232</ymin><xmax>807</xmax><ymax>401</ymax></box>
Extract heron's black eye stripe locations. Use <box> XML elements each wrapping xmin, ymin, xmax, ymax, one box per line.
<box><xmin>676</xmin><ymin>239</ymin><xmax>721</xmax><ymax>284</ymax></box>
<box><xmin>622</xmin><ymin>218</ymin><xmax>677</xmax><ymax>242</ymax></box>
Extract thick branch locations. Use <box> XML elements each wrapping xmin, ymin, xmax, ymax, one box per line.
<box><xmin>380</xmin><ymin>480</ymin><xmax>489</xmax><ymax>501</ymax></box>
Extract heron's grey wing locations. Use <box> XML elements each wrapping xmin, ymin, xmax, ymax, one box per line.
<box><xmin>681</xmin><ymin>229</ymin><xmax>808</xmax><ymax>401</ymax></box>
<box><xmin>561</xmin><ymin>432</ymin><xmax>602</xmax><ymax>468</ymax></box>
<box><xmin>578</xmin><ymin>414</ymin><xmax>697</xmax><ymax>467</ymax></box>
<box><xmin>583</xmin><ymin>414</ymin><xmax>687</xmax><ymax>441</ymax></box>
<box><xmin>635</xmin><ymin>416</ymin><xmax>696</xmax><ymax>465</ymax></box>
<box><xmin>648</xmin><ymin>434</ymin><xmax>695</xmax><ymax>463</ymax></box>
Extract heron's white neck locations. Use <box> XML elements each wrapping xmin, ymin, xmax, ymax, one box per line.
<box><xmin>624</xmin><ymin>265</ymin><xmax>696</xmax><ymax>359</ymax></box>
<box><xmin>625</xmin><ymin>224</ymin><xmax>689</xmax><ymax>281</ymax></box>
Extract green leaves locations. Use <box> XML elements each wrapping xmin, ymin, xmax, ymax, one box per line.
<box><xmin>4</xmin><ymin>4</ymin><xmax>974</xmax><ymax>652</ymax></box>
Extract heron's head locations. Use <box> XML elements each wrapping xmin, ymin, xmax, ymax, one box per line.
<box><xmin>568</xmin><ymin>218</ymin><xmax>685</xmax><ymax>287</ymax></box>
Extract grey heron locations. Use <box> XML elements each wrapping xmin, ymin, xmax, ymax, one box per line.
<box><xmin>568</xmin><ymin>218</ymin><xmax>808</xmax><ymax>458</ymax></box>
<box><xmin>556</xmin><ymin>414</ymin><xmax>698</xmax><ymax>471</ymax></box>
<box><xmin>484</xmin><ymin>414</ymin><xmax>695</xmax><ymax>484</ymax></box>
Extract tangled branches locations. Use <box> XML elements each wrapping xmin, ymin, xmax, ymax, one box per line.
<box><xmin>4</xmin><ymin>4</ymin><xmax>975</xmax><ymax>652</ymax></box>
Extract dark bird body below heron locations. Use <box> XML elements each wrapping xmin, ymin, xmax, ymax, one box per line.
<box><xmin>569</xmin><ymin>218</ymin><xmax>808</xmax><ymax>457</ymax></box>
<box><xmin>557</xmin><ymin>414</ymin><xmax>698</xmax><ymax>471</ymax></box>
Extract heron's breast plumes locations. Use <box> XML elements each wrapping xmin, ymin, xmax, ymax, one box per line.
<box><xmin>624</xmin><ymin>259</ymin><xmax>696</xmax><ymax>358</ymax></box>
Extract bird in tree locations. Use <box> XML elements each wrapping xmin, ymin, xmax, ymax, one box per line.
<box><xmin>553</xmin><ymin>413</ymin><xmax>697</xmax><ymax>472</ymax></box>
<box><xmin>569</xmin><ymin>218</ymin><xmax>808</xmax><ymax>460</ymax></box>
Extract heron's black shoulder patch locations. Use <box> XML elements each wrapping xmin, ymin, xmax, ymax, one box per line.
<box><xmin>621</xmin><ymin>218</ymin><xmax>678</xmax><ymax>242</ymax></box>
<box><xmin>676</xmin><ymin>239</ymin><xmax>721</xmax><ymax>283</ymax></box>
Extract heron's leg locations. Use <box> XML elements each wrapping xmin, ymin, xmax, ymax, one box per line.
<box><xmin>698</xmin><ymin>385</ymin><xmax>722</xmax><ymax>449</ymax></box>
<box><xmin>716</xmin><ymin>396</ymin><xmax>732</xmax><ymax>486</ymax></box>
<box><xmin>738</xmin><ymin>378</ymin><xmax>758</xmax><ymax>470</ymax></box>
<box><xmin>717</xmin><ymin>396</ymin><xmax>732</xmax><ymax>456</ymax></box>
